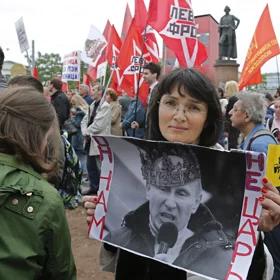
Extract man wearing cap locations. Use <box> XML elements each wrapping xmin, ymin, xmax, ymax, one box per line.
<box><xmin>104</xmin><ymin>146</ymin><xmax>232</xmax><ymax>279</ymax></box>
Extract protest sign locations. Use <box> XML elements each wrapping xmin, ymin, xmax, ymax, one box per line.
<box><xmin>89</xmin><ymin>136</ymin><xmax>264</xmax><ymax>280</ymax></box>
<box><xmin>80</xmin><ymin>25</ymin><xmax>107</xmax><ymax>67</ymax></box>
<box><xmin>15</xmin><ymin>17</ymin><xmax>29</xmax><ymax>53</ymax></box>
<box><xmin>62</xmin><ymin>51</ymin><xmax>80</xmax><ymax>82</ymax></box>
<box><xmin>266</xmin><ymin>144</ymin><xmax>280</xmax><ymax>188</ymax></box>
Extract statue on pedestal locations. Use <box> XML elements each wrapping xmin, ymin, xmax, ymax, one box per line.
<box><xmin>218</xmin><ymin>6</ymin><xmax>240</xmax><ymax>60</ymax></box>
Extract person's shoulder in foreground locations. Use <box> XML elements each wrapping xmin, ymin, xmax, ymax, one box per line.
<box><xmin>0</xmin><ymin>153</ymin><xmax>76</xmax><ymax>280</ymax></box>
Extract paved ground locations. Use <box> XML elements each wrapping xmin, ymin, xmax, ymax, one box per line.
<box><xmin>66</xmin><ymin>206</ymin><xmax>114</xmax><ymax>280</ymax></box>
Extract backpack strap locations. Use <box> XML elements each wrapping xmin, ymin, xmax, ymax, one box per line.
<box><xmin>247</xmin><ymin>129</ymin><xmax>277</xmax><ymax>151</ymax></box>
<box><xmin>268</xmin><ymin>117</ymin><xmax>273</xmax><ymax>131</ymax></box>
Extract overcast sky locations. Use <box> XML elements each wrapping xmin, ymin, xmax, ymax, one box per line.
<box><xmin>1</xmin><ymin>0</ymin><xmax>280</xmax><ymax>73</ymax></box>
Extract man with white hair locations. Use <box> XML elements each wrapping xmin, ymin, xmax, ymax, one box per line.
<box><xmin>229</xmin><ymin>91</ymin><xmax>277</xmax><ymax>153</ymax></box>
<box><xmin>79</xmin><ymin>83</ymin><xmax>93</xmax><ymax>105</ymax></box>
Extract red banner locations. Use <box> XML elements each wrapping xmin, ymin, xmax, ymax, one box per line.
<box><xmin>147</xmin><ymin>0</ymin><xmax>207</xmax><ymax>68</ymax></box>
<box><xmin>134</xmin><ymin>0</ymin><xmax>159</xmax><ymax>63</ymax></box>
<box><xmin>118</xmin><ymin>19</ymin><xmax>150</xmax><ymax>105</ymax></box>
<box><xmin>239</xmin><ymin>5</ymin><xmax>280</xmax><ymax>90</ymax></box>
<box><xmin>106</xmin><ymin>25</ymin><xmax>122</xmax><ymax>92</ymax></box>
<box><xmin>121</xmin><ymin>3</ymin><xmax>133</xmax><ymax>42</ymax></box>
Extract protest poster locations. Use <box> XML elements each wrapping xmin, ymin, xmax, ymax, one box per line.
<box><xmin>62</xmin><ymin>51</ymin><xmax>80</xmax><ymax>82</ymax></box>
<box><xmin>80</xmin><ymin>25</ymin><xmax>107</xmax><ymax>67</ymax></box>
<box><xmin>89</xmin><ymin>136</ymin><xmax>264</xmax><ymax>280</ymax></box>
<box><xmin>15</xmin><ymin>17</ymin><xmax>29</xmax><ymax>53</ymax></box>
<box><xmin>266</xmin><ymin>144</ymin><xmax>280</xmax><ymax>188</ymax></box>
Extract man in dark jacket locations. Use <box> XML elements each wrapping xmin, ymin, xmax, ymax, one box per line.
<box><xmin>49</xmin><ymin>78</ymin><xmax>70</xmax><ymax>129</ymax></box>
<box><xmin>105</xmin><ymin>147</ymin><xmax>233</xmax><ymax>279</ymax></box>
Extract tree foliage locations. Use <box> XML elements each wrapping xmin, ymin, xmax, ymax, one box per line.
<box><xmin>36</xmin><ymin>52</ymin><xmax>62</xmax><ymax>84</ymax></box>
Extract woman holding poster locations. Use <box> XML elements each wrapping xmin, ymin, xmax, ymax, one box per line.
<box><xmin>84</xmin><ymin>68</ymin><xmax>280</xmax><ymax>280</ymax></box>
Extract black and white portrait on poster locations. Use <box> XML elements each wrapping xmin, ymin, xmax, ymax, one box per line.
<box><xmin>89</xmin><ymin>136</ymin><xmax>265</xmax><ymax>280</ymax></box>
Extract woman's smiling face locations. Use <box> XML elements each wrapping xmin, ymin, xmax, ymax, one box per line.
<box><xmin>158</xmin><ymin>88</ymin><xmax>208</xmax><ymax>145</ymax></box>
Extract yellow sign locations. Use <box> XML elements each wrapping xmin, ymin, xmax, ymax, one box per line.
<box><xmin>266</xmin><ymin>144</ymin><xmax>280</xmax><ymax>187</ymax></box>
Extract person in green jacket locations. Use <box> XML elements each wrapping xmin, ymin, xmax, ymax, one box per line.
<box><xmin>0</xmin><ymin>86</ymin><xmax>76</xmax><ymax>279</ymax></box>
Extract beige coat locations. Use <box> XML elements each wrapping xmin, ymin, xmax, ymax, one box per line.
<box><xmin>110</xmin><ymin>101</ymin><xmax>122</xmax><ymax>136</ymax></box>
<box><xmin>81</xmin><ymin>100</ymin><xmax>111</xmax><ymax>156</ymax></box>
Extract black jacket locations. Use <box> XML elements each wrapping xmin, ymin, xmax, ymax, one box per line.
<box><xmin>51</xmin><ymin>91</ymin><xmax>70</xmax><ymax>128</ymax></box>
<box><xmin>105</xmin><ymin>202</ymin><xmax>233</xmax><ymax>280</ymax></box>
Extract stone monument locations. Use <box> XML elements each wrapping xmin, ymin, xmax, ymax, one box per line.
<box><xmin>214</xmin><ymin>6</ymin><xmax>240</xmax><ymax>87</ymax></box>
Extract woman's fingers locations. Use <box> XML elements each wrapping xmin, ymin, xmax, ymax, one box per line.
<box><xmin>82</xmin><ymin>195</ymin><xmax>98</xmax><ymax>204</ymax></box>
<box><xmin>258</xmin><ymin>178</ymin><xmax>280</xmax><ymax>231</ymax></box>
<box><xmin>84</xmin><ymin>201</ymin><xmax>96</xmax><ymax>210</ymax></box>
<box><xmin>262</xmin><ymin>177</ymin><xmax>279</xmax><ymax>195</ymax></box>
<box><xmin>258</xmin><ymin>209</ymin><xmax>274</xmax><ymax>232</ymax></box>
<box><xmin>82</xmin><ymin>195</ymin><xmax>98</xmax><ymax>224</ymax></box>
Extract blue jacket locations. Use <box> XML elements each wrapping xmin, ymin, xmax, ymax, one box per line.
<box><xmin>240</xmin><ymin>124</ymin><xmax>277</xmax><ymax>154</ymax></box>
<box><xmin>122</xmin><ymin>99</ymin><xmax>146</xmax><ymax>139</ymax></box>
<box><xmin>71</xmin><ymin>108</ymin><xmax>85</xmax><ymax>151</ymax></box>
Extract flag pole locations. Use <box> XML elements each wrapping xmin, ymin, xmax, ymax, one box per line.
<box><xmin>132</xmin><ymin>25</ymin><xmax>147</xmax><ymax>137</ymax></box>
<box><xmin>276</xmin><ymin>55</ymin><xmax>280</xmax><ymax>88</ymax></box>
<box><xmin>99</xmin><ymin>69</ymin><xmax>114</xmax><ymax>109</ymax></box>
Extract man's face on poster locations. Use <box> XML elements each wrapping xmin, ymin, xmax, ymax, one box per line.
<box><xmin>146</xmin><ymin>179</ymin><xmax>202</xmax><ymax>232</ymax></box>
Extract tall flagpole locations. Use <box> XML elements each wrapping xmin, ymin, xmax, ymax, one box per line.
<box><xmin>276</xmin><ymin>55</ymin><xmax>280</xmax><ymax>88</ymax></box>
<box><xmin>132</xmin><ymin>26</ymin><xmax>147</xmax><ymax>138</ymax></box>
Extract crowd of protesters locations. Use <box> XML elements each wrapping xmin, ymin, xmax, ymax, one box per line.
<box><xmin>1</xmin><ymin>43</ymin><xmax>280</xmax><ymax>280</ymax></box>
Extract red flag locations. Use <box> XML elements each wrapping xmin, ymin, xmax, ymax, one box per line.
<box><xmin>134</xmin><ymin>0</ymin><xmax>147</xmax><ymax>32</ymax></box>
<box><xmin>106</xmin><ymin>25</ymin><xmax>122</xmax><ymax>67</ymax></box>
<box><xmin>83</xmin><ymin>73</ymin><xmax>91</xmax><ymax>86</ymax></box>
<box><xmin>32</xmin><ymin>67</ymin><xmax>39</xmax><ymax>79</ymax></box>
<box><xmin>61</xmin><ymin>82</ymin><xmax>69</xmax><ymax>93</ymax></box>
<box><xmin>239</xmin><ymin>5</ymin><xmax>280</xmax><ymax>90</ymax></box>
<box><xmin>147</xmin><ymin>0</ymin><xmax>207</xmax><ymax>68</ymax></box>
<box><xmin>83</xmin><ymin>73</ymin><xmax>93</xmax><ymax>93</ymax></box>
<box><xmin>121</xmin><ymin>3</ymin><xmax>133</xmax><ymax>42</ymax></box>
<box><xmin>98</xmin><ymin>20</ymin><xmax>112</xmax><ymax>65</ymax></box>
<box><xmin>105</xmin><ymin>25</ymin><xmax>122</xmax><ymax>92</ymax></box>
<box><xmin>118</xmin><ymin>19</ymin><xmax>149</xmax><ymax>105</ymax></box>
<box><xmin>134</xmin><ymin>0</ymin><xmax>159</xmax><ymax>62</ymax></box>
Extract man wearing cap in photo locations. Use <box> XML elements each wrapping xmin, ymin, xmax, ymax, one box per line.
<box><xmin>104</xmin><ymin>146</ymin><xmax>232</xmax><ymax>279</ymax></box>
